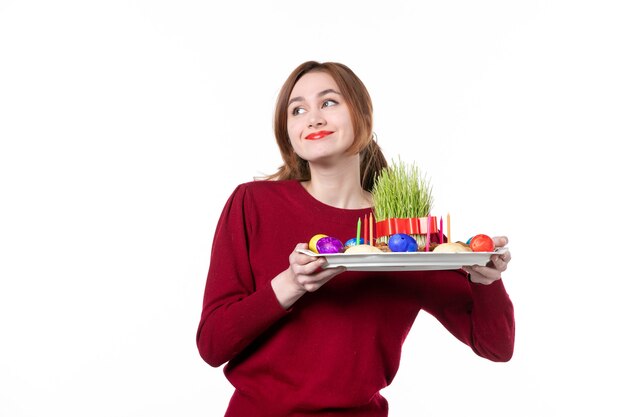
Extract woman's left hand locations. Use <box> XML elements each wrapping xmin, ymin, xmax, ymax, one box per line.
<box><xmin>462</xmin><ymin>236</ymin><xmax>511</xmax><ymax>285</ymax></box>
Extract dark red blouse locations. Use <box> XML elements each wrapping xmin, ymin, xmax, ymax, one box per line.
<box><xmin>197</xmin><ymin>180</ymin><xmax>515</xmax><ymax>417</ymax></box>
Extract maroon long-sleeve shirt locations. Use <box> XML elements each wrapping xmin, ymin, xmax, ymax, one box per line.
<box><xmin>197</xmin><ymin>180</ymin><xmax>515</xmax><ymax>416</ymax></box>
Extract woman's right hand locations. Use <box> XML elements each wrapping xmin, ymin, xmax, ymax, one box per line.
<box><xmin>271</xmin><ymin>243</ymin><xmax>346</xmax><ymax>309</ymax></box>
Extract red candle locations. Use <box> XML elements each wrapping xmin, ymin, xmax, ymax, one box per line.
<box><xmin>439</xmin><ymin>216</ymin><xmax>443</xmax><ymax>243</ymax></box>
<box><xmin>425</xmin><ymin>214</ymin><xmax>431</xmax><ymax>252</ymax></box>
<box><xmin>364</xmin><ymin>215</ymin><xmax>368</xmax><ymax>245</ymax></box>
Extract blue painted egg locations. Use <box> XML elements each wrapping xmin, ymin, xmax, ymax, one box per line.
<box><xmin>316</xmin><ymin>236</ymin><xmax>344</xmax><ymax>254</ymax></box>
<box><xmin>388</xmin><ymin>233</ymin><xmax>418</xmax><ymax>252</ymax></box>
<box><xmin>344</xmin><ymin>237</ymin><xmax>365</xmax><ymax>247</ymax></box>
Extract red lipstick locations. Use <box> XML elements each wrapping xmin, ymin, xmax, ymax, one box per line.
<box><xmin>305</xmin><ymin>130</ymin><xmax>333</xmax><ymax>140</ymax></box>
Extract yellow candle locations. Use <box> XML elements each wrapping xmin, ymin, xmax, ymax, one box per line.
<box><xmin>446</xmin><ymin>213</ymin><xmax>451</xmax><ymax>243</ymax></box>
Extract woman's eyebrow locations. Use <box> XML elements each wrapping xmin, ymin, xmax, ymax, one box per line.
<box><xmin>288</xmin><ymin>89</ymin><xmax>342</xmax><ymax>106</ymax></box>
<box><xmin>318</xmin><ymin>88</ymin><xmax>341</xmax><ymax>97</ymax></box>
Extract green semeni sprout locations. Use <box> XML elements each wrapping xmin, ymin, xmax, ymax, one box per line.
<box><xmin>372</xmin><ymin>158</ymin><xmax>433</xmax><ymax>245</ymax></box>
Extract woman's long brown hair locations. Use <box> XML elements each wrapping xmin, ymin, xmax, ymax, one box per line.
<box><xmin>265</xmin><ymin>61</ymin><xmax>387</xmax><ymax>192</ymax></box>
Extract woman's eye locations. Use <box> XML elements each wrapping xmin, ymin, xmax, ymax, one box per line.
<box><xmin>292</xmin><ymin>107</ymin><xmax>305</xmax><ymax>116</ymax></box>
<box><xmin>322</xmin><ymin>99</ymin><xmax>338</xmax><ymax>108</ymax></box>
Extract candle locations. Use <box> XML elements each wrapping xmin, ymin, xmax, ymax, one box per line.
<box><xmin>425</xmin><ymin>214</ymin><xmax>431</xmax><ymax>252</ymax></box>
<box><xmin>370</xmin><ymin>213</ymin><xmax>374</xmax><ymax>245</ymax></box>
<box><xmin>446</xmin><ymin>213</ymin><xmax>451</xmax><ymax>243</ymax></box>
<box><xmin>364</xmin><ymin>215</ymin><xmax>368</xmax><ymax>245</ymax></box>
<box><xmin>356</xmin><ymin>217</ymin><xmax>361</xmax><ymax>246</ymax></box>
<box><xmin>439</xmin><ymin>216</ymin><xmax>443</xmax><ymax>243</ymax></box>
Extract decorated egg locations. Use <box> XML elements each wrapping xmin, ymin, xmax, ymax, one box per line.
<box><xmin>308</xmin><ymin>234</ymin><xmax>328</xmax><ymax>253</ymax></box>
<box><xmin>316</xmin><ymin>236</ymin><xmax>344</xmax><ymax>254</ymax></box>
<box><xmin>469</xmin><ymin>234</ymin><xmax>495</xmax><ymax>252</ymax></box>
<box><xmin>344</xmin><ymin>237</ymin><xmax>365</xmax><ymax>247</ymax></box>
<box><xmin>388</xmin><ymin>233</ymin><xmax>418</xmax><ymax>252</ymax></box>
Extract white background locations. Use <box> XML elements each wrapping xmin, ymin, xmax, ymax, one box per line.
<box><xmin>1</xmin><ymin>1</ymin><xmax>625</xmax><ymax>416</ymax></box>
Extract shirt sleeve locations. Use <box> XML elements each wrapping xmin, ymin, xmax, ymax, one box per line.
<box><xmin>196</xmin><ymin>184</ymin><xmax>290</xmax><ymax>367</ymax></box>
<box><xmin>419</xmin><ymin>270</ymin><xmax>515</xmax><ymax>362</ymax></box>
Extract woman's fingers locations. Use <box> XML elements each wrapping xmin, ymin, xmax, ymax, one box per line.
<box><xmin>492</xmin><ymin>236</ymin><xmax>509</xmax><ymax>248</ymax></box>
<box><xmin>300</xmin><ymin>266</ymin><xmax>346</xmax><ymax>292</ymax></box>
<box><xmin>289</xmin><ymin>244</ymin><xmax>345</xmax><ymax>292</ymax></box>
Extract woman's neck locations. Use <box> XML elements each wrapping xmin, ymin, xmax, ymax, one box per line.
<box><xmin>303</xmin><ymin>156</ymin><xmax>372</xmax><ymax>209</ymax></box>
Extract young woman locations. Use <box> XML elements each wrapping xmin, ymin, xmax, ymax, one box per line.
<box><xmin>196</xmin><ymin>61</ymin><xmax>514</xmax><ymax>417</ymax></box>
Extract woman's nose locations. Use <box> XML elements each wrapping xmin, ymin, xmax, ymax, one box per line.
<box><xmin>308</xmin><ymin>110</ymin><xmax>326</xmax><ymax>127</ymax></box>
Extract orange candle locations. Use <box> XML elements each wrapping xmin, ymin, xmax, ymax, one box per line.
<box><xmin>446</xmin><ymin>213</ymin><xmax>451</xmax><ymax>243</ymax></box>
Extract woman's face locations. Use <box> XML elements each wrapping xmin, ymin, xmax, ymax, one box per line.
<box><xmin>286</xmin><ymin>71</ymin><xmax>355</xmax><ymax>165</ymax></box>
